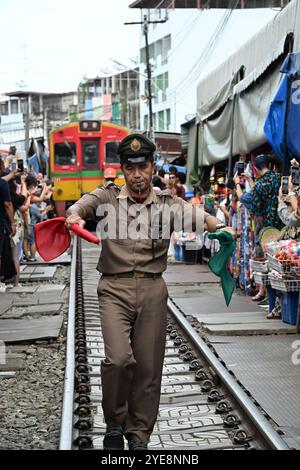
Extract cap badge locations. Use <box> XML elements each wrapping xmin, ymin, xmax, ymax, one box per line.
<box><xmin>130</xmin><ymin>138</ymin><xmax>141</xmax><ymax>152</ymax></box>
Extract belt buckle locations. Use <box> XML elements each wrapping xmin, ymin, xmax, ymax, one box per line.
<box><xmin>133</xmin><ymin>271</ymin><xmax>145</xmax><ymax>279</ymax></box>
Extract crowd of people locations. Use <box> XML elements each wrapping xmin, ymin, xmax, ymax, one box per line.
<box><xmin>189</xmin><ymin>153</ymin><xmax>300</xmax><ymax>319</ymax></box>
<box><xmin>152</xmin><ymin>165</ymin><xmax>188</xmax><ymax>199</ymax></box>
<box><xmin>2</xmin><ymin>142</ymin><xmax>299</xmax><ymax>322</ymax></box>
<box><xmin>0</xmin><ymin>148</ymin><xmax>54</xmax><ymax>292</ymax></box>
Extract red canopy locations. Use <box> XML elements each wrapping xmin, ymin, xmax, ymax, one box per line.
<box><xmin>34</xmin><ymin>217</ymin><xmax>100</xmax><ymax>262</ymax></box>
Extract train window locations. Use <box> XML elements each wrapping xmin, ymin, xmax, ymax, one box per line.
<box><xmin>54</xmin><ymin>142</ymin><xmax>76</xmax><ymax>166</ymax></box>
<box><xmin>105</xmin><ymin>142</ymin><xmax>119</xmax><ymax>164</ymax></box>
<box><xmin>82</xmin><ymin>141</ymin><xmax>98</xmax><ymax>166</ymax></box>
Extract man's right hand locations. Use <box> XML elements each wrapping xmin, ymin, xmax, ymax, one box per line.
<box><xmin>65</xmin><ymin>214</ymin><xmax>86</xmax><ymax>230</ymax></box>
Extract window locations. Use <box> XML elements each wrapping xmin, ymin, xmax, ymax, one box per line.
<box><xmin>140</xmin><ymin>34</ymin><xmax>171</xmax><ymax>66</ymax></box>
<box><xmin>162</xmin><ymin>72</ymin><xmax>168</xmax><ymax>101</ymax></box>
<box><xmin>54</xmin><ymin>142</ymin><xmax>76</xmax><ymax>166</ymax></box>
<box><xmin>153</xmin><ymin>113</ymin><xmax>157</xmax><ymax>130</ymax></box>
<box><xmin>158</xmin><ymin>111</ymin><xmax>164</xmax><ymax>132</ymax></box>
<box><xmin>140</xmin><ymin>47</ymin><xmax>146</xmax><ymax>64</ymax></box>
<box><xmin>155</xmin><ymin>39</ymin><xmax>162</xmax><ymax>58</ymax></box>
<box><xmin>162</xmin><ymin>34</ymin><xmax>171</xmax><ymax>65</ymax></box>
<box><xmin>105</xmin><ymin>142</ymin><xmax>119</xmax><ymax>164</ymax></box>
<box><xmin>0</xmin><ymin>102</ymin><xmax>8</xmax><ymax>115</ymax></box>
<box><xmin>154</xmin><ymin>72</ymin><xmax>169</xmax><ymax>104</ymax></box>
<box><xmin>11</xmin><ymin>100</ymin><xmax>19</xmax><ymax>114</ymax></box>
<box><xmin>83</xmin><ymin>141</ymin><xmax>98</xmax><ymax>166</ymax></box>
<box><xmin>166</xmin><ymin>109</ymin><xmax>171</xmax><ymax>131</ymax></box>
<box><xmin>144</xmin><ymin>114</ymin><xmax>149</xmax><ymax>132</ymax></box>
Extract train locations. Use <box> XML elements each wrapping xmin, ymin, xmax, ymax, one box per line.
<box><xmin>49</xmin><ymin>120</ymin><xmax>130</xmax><ymax>215</ymax></box>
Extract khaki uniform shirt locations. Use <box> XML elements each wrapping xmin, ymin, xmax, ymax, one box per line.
<box><xmin>67</xmin><ymin>184</ymin><xmax>204</xmax><ymax>274</ymax></box>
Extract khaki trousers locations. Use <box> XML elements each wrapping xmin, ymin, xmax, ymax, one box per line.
<box><xmin>97</xmin><ymin>276</ymin><xmax>168</xmax><ymax>444</ymax></box>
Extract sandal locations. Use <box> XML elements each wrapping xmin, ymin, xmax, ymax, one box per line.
<box><xmin>266</xmin><ymin>308</ymin><xmax>281</xmax><ymax>319</ymax></box>
<box><xmin>251</xmin><ymin>294</ymin><xmax>265</xmax><ymax>302</ymax></box>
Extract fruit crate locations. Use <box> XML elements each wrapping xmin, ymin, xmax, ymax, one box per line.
<box><xmin>266</xmin><ymin>253</ymin><xmax>300</xmax><ymax>274</ymax></box>
<box><xmin>250</xmin><ymin>259</ymin><xmax>268</xmax><ymax>273</ymax></box>
<box><xmin>269</xmin><ymin>273</ymin><xmax>300</xmax><ymax>293</ymax></box>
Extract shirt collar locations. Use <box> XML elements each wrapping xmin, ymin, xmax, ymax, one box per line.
<box><xmin>117</xmin><ymin>184</ymin><xmax>159</xmax><ymax>206</ymax></box>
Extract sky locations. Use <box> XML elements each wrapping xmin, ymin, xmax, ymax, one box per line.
<box><xmin>0</xmin><ymin>1</ymin><xmax>280</xmax><ymax>96</ymax></box>
<box><xmin>0</xmin><ymin>0</ymin><xmax>141</xmax><ymax>94</ymax></box>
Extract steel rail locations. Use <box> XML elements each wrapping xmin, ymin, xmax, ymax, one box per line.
<box><xmin>167</xmin><ymin>297</ymin><xmax>290</xmax><ymax>450</ymax></box>
<box><xmin>59</xmin><ymin>241</ymin><xmax>77</xmax><ymax>450</ymax></box>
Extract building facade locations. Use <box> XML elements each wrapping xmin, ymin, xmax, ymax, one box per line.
<box><xmin>0</xmin><ymin>91</ymin><xmax>78</xmax><ymax>150</ymax></box>
<box><xmin>131</xmin><ymin>1</ymin><xmax>284</xmax><ymax>133</ymax></box>
<box><xmin>77</xmin><ymin>68</ymin><xmax>140</xmax><ymax>130</ymax></box>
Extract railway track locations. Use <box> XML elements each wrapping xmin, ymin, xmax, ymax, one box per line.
<box><xmin>59</xmin><ymin>238</ymin><xmax>290</xmax><ymax>451</ymax></box>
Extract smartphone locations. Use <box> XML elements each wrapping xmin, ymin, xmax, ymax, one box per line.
<box><xmin>164</xmin><ymin>174</ymin><xmax>169</xmax><ymax>181</ymax></box>
<box><xmin>11</xmin><ymin>162</ymin><xmax>17</xmax><ymax>171</ymax></box>
<box><xmin>290</xmin><ymin>166</ymin><xmax>300</xmax><ymax>186</ymax></box>
<box><xmin>17</xmin><ymin>159</ymin><xmax>24</xmax><ymax>172</ymax></box>
<box><xmin>281</xmin><ymin>176</ymin><xmax>289</xmax><ymax>195</ymax></box>
<box><xmin>237</xmin><ymin>161</ymin><xmax>245</xmax><ymax>176</ymax></box>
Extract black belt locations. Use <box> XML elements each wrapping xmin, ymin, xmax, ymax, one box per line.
<box><xmin>102</xmin><ymin>271</ymin><xmax>162</xmax><ymax>279</ymax></box>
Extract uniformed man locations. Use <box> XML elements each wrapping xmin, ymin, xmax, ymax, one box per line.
<box><xmin>66</xmin><ymin>134</ymin><xmax>234</xmax><ymax>451</ymax></box>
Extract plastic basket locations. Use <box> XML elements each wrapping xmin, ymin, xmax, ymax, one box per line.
<box><xmin>253</xmin><ymin>271</ymin><xmax>270</xmax><ymax>285</ymax></box>
<box><xmin>269</xmin><ymin>274</ymin><xmax>300</xmax><ymax>293</ymax></box>
<box><xmin>266</xmin><ymin>253</ymin><xmax>300</xmax><ymax>274</ymax></box>
<box><xmin>250</xmin><ymin>259</ymin><xmax>268</xmax><ymax>273</ymax></box>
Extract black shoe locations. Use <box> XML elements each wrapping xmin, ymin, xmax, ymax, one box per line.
<box><xmin>103</xmin><ymin>425</ymin><xmax>124</xmax><ymax>450</ymax></box>
<box><xmin>127</xmin><ymin>434</ymin><xmax>148</xmax><ymax>450</ymax></box>
<box><xmin>258</xmin><ymin>298</ymin><xmax>269</xmax><ymax>307</ymax></box>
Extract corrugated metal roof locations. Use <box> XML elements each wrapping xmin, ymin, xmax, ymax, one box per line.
<box><xmin>197</xmin><ymin>0</ymin><xmax>300</xmax><ymax>108</ymax></box>
<box><xmin>233</xmin><ymin>36</ymin><xmax>287</xmax><ymax>95</ymax></box>
<box><xmin>130</xmin><ymin>0</ymin><xmax>283</xmax><ymax>8</ymax></box>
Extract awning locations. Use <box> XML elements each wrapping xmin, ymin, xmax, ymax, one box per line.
<box><xmin>198</xmin><ymin>59</ymin><xmax>283</xmax><ymax>166</ymax></box>
<box><xmin>197</xmin><ymin>68</ymin><xmax>242</xmax><ymax>122</ymax></box>
<box><xmin>233</xmin><ymin>36</ymin><xmax>288</xmax><ymax>96</ymax></box>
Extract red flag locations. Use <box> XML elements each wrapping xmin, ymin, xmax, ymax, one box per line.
<box><xmin>34</xmin><ymin>217</ymin><xmax>100</xmax><ymax>262</ymax></box>
<box><xmin>70</xmin><ymin>224</ymin><xmax>100</xmax><ymax>244</ymax></box>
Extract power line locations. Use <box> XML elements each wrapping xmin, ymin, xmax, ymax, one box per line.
<box><xmin>166</xmin><ymin>11</ymin><xmax>203</xmax><ymax>61</ymax></box>
<box><xmin>169</xmin><ymin>2</ymin><xmax>238</xmax><ymax>98</ymax></box>
<box><xmin>152</xmin><ymin>0</ymin><xmax>240</xmax><ymax>107</ymax></box>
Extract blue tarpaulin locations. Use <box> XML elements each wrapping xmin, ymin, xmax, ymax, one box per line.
<box><xmin>264</xmin><ymin>52</ymin><xmax>300</xmax><ymax>163</ymax></box>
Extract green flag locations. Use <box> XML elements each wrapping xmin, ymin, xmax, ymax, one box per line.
<box><xmin>208</xmin><ymin>231</ymin><xmax>236</xmax><ymax>306</ymax></box>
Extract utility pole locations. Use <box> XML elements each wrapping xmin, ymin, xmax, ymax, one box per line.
<box><xmin>125</xmin><ymin>15</ymin><xmax>166</xmax><ymax>144</ymax></box>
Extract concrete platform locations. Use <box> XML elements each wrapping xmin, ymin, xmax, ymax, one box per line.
<box><xmin>165</xmin><ymin>263</ymin><xmax>300</xmax><ymax>448</ymax></box>
<box><xmin>164</xmin><ymin>263</ymin><xmax>219</xmax><ymax>284</ymax></box>
<box><xmin>210</xmin><ymin>335</ymin><xmax>300</xmax><ymax>449</ymax></box>
<box><xmin>165</xmin><ymin>264</ymin><xmax>295</xmax><ymax>335</ymax></box>
<box><xmin>0</xmin><ymin>284</ymin><xmax>66</xmax><ymax>342</ymax></box>
<box><xmin>19</xmin><ymin>266</ymin><xmax>57</xmax><ymax>282</ymax></box>
<box><xmin>1</xmin><ymin>304</ymin><xmax>62</xmax><ymax>320</ymax></box>
<box><xmin>0</xmin><ymin>316</ymin><xmax>64</xmax><ymax>342</ymax></box>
